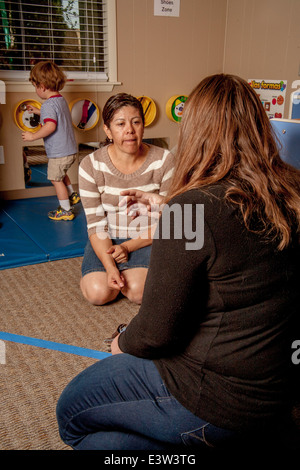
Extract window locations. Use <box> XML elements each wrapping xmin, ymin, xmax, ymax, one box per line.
<box><xmin>0</xmin><ymin>0</ymin><xmax>117</xmax><ymax>84</ymax></box>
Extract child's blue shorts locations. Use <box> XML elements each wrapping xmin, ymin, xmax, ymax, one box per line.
<box><xmin>81</xmin><ymin>238</ymin><xmax>152</xmax><ymax>277</ymax></box>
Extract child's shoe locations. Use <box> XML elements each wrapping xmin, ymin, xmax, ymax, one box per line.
<box><xmin>69</xmin><ymin>191</ymin><xmax>81</xmax><ymax>205</ymax></box>
<box><xmin>24</xmin><ymin>166</ymin><xmax>32</xmax><ymax>184</ymax></box>
<box><xmin>48</xmin><ymin>206</ymin><xmax>74</xmax><ymax>221</ymax></box>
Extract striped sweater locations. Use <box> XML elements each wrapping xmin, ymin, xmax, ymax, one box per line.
<box><xmin>79</xmin><ymin>144</ymin><xmax>174</xmax><ymax>239</ymax></box>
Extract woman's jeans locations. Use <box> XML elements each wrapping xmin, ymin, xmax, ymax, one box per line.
<box><xmin>56</xmin><ymin>354</ymin><xmax>236</xmax><ymax>450</ymax></box>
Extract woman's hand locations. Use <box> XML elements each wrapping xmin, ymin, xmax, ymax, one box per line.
<box><xmin>107</xmin><ymin>243</ymin><xmax>129</xmax><ymax>264</ymax></box>
<box><xmin>119</xmin><ymin>189</ymin><xmax>164</xmax><ymax>219</ymax></box>
<box><xmin>106</xmin><ymin>266</ymin><xmax>125</xmax><ymax>291</ymax></box>
<box><xmin>111</xmin><ymin>335</ymin><xmax>123</xmax><ymax>355</ymax></box>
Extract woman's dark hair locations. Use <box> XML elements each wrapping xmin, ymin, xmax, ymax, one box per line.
<box><xmin>102</xmin><ymin>93</ymin><xmax>145</xmax><ymax>128</ymax></box>
<box><xmin>167</xmin><ymin>73</ymin><xmax>300</xmax><ymax>250</ymax></box>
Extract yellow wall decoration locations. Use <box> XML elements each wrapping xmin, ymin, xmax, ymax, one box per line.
<box><xmin>14</xmin><ymin>100</ymin><xmax>42</xmax><ymax>132</ymax></box>
<box><xmin>166</xmin><ymin>95</ymin><xmax>188</xmax><ymax>122</ymax></box>
<box><xmin>137</xmin><ymin>96</ymin><xmax>157</xmax><ymax>127</ymax></box>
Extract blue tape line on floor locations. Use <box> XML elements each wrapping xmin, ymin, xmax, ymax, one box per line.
<box><xmin>0</xmin><ymin>331</ymin><xmax>110</xmax><ymax>360</ymax></box>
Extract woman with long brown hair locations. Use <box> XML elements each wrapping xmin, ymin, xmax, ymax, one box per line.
<box><xmin>57</xmin><ymin>75</ymin><xmax>299</xmax><ymax>451</ymax></box>
<box><xmin>167</xmin><ymin>73</ymin><xmax>300</xmax><ymax>250</ymax></box>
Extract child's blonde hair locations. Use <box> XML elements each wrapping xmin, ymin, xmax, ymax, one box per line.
<box><xmin>30</xmin><ymin>61</ymin><xmax>66</xmax><ymax>91</ymax></box>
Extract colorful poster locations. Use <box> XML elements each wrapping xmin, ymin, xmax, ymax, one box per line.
<box><xmin>248</xmin><ymin>79</ymin><xmax>287</xmax><ymax>119</ymax></box>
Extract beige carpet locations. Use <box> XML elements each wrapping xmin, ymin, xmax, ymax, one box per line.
<box><xmin>0</xmin><ymin>257</ymin><xmax>139</xmax><ymax>450</ymax></box>
<box><xmin>1</xmin><ymin>258</ymin><xmax>299</xmax><ymax>451</ymax></box>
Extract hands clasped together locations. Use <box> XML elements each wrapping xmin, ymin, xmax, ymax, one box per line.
<box><xmin>105</xmin><ymin>189</ymin><xmax>165</xmax><ymax>293</ymax></box>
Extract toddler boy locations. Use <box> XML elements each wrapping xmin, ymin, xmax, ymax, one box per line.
<box><xmin>22</xmin><ymin>61</ymin><xmax>80</xmax><ymax>220</ymax></box>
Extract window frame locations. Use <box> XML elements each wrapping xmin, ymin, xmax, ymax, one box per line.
<box><xmin>0</xmin><ymin>0</ymin><xmax>119</xmax><ymax>92</ymax></box>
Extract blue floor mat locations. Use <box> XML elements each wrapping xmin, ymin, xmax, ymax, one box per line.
<box><xmin>0</xmin><ymin>196</ymin><xmax>88</xmax><ymax>270</ymax></box>
<box><xmin>0</xmin><ymin>209</ymin><xmax>47</xmax><ymax>269</ymax></box>
<box><xmin>26</xmin><ymin>163</ymin><xmax>52</xmax><ymax>188</ymax></box>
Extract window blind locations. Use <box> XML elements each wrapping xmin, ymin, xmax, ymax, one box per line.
<box><xmin>0</xmin><ymin>0</ymin><xmax>108</xmax><ymax>80</ymax></box>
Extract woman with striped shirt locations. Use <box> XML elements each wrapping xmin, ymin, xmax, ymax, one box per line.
<box><xmin>79</xmin><ymin>93</ymin><xmax>174</xmax><ymax>306</ymax></box>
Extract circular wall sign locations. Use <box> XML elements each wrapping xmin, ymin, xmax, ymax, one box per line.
<box><xmin>166</xmin><ymin>95</ymin><xmax>188</xmax><ymax>122</ymax></box>
<box><xmin>14</xmin><ymin>99</ymin><xmax>42</xmax><ymax>132</ymax></box>
<box><xmin>136</xmin><ymin>96</ymin><xmax>157</xmax><ymax>126</ymax></box>
<box><xmin>69</xmin><ymin>99</ymin><xmax>100</xmax><ymax>131</ymax></box>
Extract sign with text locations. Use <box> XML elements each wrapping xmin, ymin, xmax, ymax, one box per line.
<box><xmin>154</xmin><ymin>0</ymin><xmax>180</xmax><ymax>17</ymax></box>
<box><xmin>248</xmin><ymin>79</ymin><xmax>287</xmax><ymax>119</ymax></box>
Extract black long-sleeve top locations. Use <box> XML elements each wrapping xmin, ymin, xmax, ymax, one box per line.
<box><xmin>118</xmin><ymin>184</ymin><xmax>299</xmax><ymax>432</ymax></box>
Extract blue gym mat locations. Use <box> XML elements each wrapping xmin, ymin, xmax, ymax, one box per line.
<box><xmin>0</xmin><ymin>196</ymin><xmax>88</xmax><ymax>270</ymax></box>
<box><xmin>26</xmin><ymin>163</ymin><xmax>52</xmax><ymax>188</ymax></box>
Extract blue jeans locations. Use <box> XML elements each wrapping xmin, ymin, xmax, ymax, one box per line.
<box><xmin>81</xmin><ymin>238</ymin><xmax>152</xmax><ymax>276</ymax></box>
<box><xmin>56</xmin><ymin>354</ymin><xmax>236</xmax><ymax>450</ymax></box>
